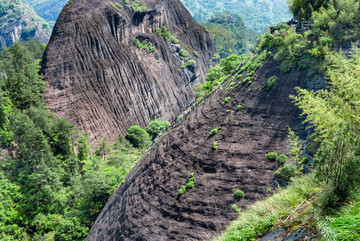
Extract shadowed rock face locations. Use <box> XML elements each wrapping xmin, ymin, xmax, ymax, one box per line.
<box><xmin>42</xmin><ymin>0</ymin><xmax>216</xmax><ymax>143</ymax></box>
<box><xmin>86</xmin><ymin>57</ymin><xmax>326</xmax><ymax>240</ymax></box>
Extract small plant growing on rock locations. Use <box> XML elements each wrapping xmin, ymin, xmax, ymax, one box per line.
<box><xmin>149</xmin><ymin>45</ymin><xmax>156</xmax><ymax>53</ymax></box>
<box><xmin>211</xmin><ymin>141</ymin><xmax>218</xmax><ymax>150</ymax></box>
<box><xmin>178</xmin><ymin>173</ymin><xmax>195</xmax><ymax>196</ymax></box>
<box><xmin>278</xmin><ymin>154</ymin><xmax>288</xmax><ymax>164</ymax></box>
<box><xmin>181</xmin><ymin>59</ymin><xmax>196</xmax><ymax>68</ymax></box>
<box><xmin>156</xmin><ymin>26</ymin><xmax>180</xmax><ymax>44</ymax></box>
<box><xmin>233</xmin><ymin>189</ymin><xmax>244</xmax><ymax>198</ymax></box>
<box><xmin>232</xmin><ymin>204</ymin><xmax>241</xmax><ymax>214</ymax></box>
<box><xmin>266</xmin><ymin>152</ymin><xmax>278</xmax><ymax>161</ymax></box>
<box><xmin>222</xmin><ymin>97</ymin><xmax>231</xmax><ymax>105</ymax></box>
<box><xmin>179</xmin><ymin>49</ymin><xmax>189</xmax><ymax>57</ymax></box>
<box><xmin>208</xmin><ymin>127</ymin><xmax>220</xmax><ymax>138</ymax></box>
<box><xmin>193</xmin><ymin>51</ymin><xmax>199</xmax><ymax>57</ymax></box>
<box><xmin>267</xmin><ymin>76</ymin><xmax>277</xmax><ymax>90</ymax></box>
<box><xmin>237</xmin><ymin>105</ymin><xmax>243</xmax><ymax>110</ymax></box>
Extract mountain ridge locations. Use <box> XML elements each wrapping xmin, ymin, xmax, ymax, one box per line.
<box><xmin>42</xmin><ymin>0</ymin><xmax>216</xmax><ymax>143</ymax></box>
<box><xmin>0</xmin><ymin>0</ymin><xmax>50</xmax><ymax>48</ymax></box>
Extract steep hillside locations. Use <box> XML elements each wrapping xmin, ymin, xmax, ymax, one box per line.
<box><xmin>0</xmin><ymin>0</ymin><xmax>50</xmax><ymax>48</ymax></box>
<box><xmin>25</xmin><ymin>0</ymin><xmax>67</xmax><ymax>28</ymax></box>
<box><xmin>87</xmin><ymin>54</ymin><xmax>326</xmax><ymax>240</ymax></box>
<box><xmin>42</xmin><ymin>0</ymin><xmax>216</xmax><ymax>143</ymax></box>
<box><xmin>180</xmin><ymin>0</ymin><xmax>291</xmax><ymax>31</ymax></box>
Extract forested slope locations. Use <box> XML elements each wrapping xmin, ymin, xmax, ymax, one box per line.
<box><xmin>25</xmin><ymin>0</ymin><xmax>67</xmax><ymax>28</ymax></box>
<box><xmin>0</xmin><ymin>0</ymin><xmax>50</xmax><ymax>48</ymax></box>
<box><xmin>180</xmin><ymin>0</ymin><xmax>291</xmax><ymax>31</ymax></box>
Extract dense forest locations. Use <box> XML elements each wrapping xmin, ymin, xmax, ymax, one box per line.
<box><xmin>203</xmin><ymin>12</ymin><xmax>259</xmax><ymax>58</ymax></box>
<box><xmin>0</xmin><ymin>41</ymin><xmax>169</xmax><ymax>239</ymax></box>
<box><xmin>180</xmin><ymin>0</ymin><xmax>291</xmax><ymax>31</ymax></box>
<box><xmin>24</xmin><ymin>0</ymin><xmax>67</xmax><ymax>28</ymax></box>
<box><xmin>1</xmin><ymin>0</ymin><xmax>360</xmax><ymax>240</ymax></box>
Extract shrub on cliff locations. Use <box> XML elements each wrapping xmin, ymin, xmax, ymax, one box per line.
<box><xmin>146</xmin><ymin>120</ymin><xmax>170</xmax><ymax>140</ymax></box>
<box><xmin>125</xmin><ymin>125</ymin><xmax>151</xmax><ymax>148</ymax></box>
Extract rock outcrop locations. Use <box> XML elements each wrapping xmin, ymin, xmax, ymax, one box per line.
<box><xmin>0</xmin><ymin>0</ymin><xmax>50</xmax><ymax>49</ymax></box>
<box><xmin>87</xmin><ymin>56</ymin><xmax>326</xmax><ymax>240</ymax></box>
<box><xmin>42</xmin><ymin>0</ymin><xmax>216</xmax><ymax>143</ymax></box>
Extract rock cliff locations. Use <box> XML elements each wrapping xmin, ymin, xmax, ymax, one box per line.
<box><xmin>86</xmin><ymin>56</ymin><xmax>326</xmax><ymax>240</ymax></box>
<box><xmin>42</xmin><ymin>0</ymin><xmax>216</xmax><ymax>143</ymax></box>
<box><xmin>0</xmin><ymin>0</ymin><xmax>50</xmax><ymax>49</ymax></box>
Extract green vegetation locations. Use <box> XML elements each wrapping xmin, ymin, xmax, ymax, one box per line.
<box><xmin>0</xmin><ymin>42</ymin><xmax>147</xmax><ymax>240</ymax></box>
<box><xmin>215</xmin><ymin>175</ymin><xmax>319</xmax><ymax>241</ymax></box>
<box><xmin>0</xmin><ymin>0</ymin><xmax>24</xmax><ymax>26</ymax></box>
<box><xmin>0</xmin><ymin>0</ymin><xmax>51</xmax><ymax>37</ymax></box>
<box><xmin>130</xmin><ymin>2</ymin><xmax>147</xmax><ymax>12</ymax></box>
<box><xmin>178</xmin><ymin>173</ymin><xmax>195</xmax><ymax>196</ymax></box>
<box><xmin>319</xmin><ymin>195</ymin><xmax>360</xmax><ymax>240</ymax></box>
<box><xmin>266</xmin><ymin>152</ymin><xmax>278</xmax><ymax>160</ymax></box>
<box><xmin>180</xmin><ymin>0</ymin><xmax>291</xmax><ymax>32</ymax></box>
<box><xmin>133</xmin><ymin>38</ymin><xmax>156</xmax><ymax>53</ymax></box>
<box><xmin>217</xmin><ymin>3</ymin><xmax>360</xmax><ymax>238</ymax></box>
<box><xmin>204</xmin><ymin>12</ymin><xmax>259</xmax><ymax>58</ymax></box>
<box><xmin>193</xmin><ymin>51</ymin><xmax>199</xmax><ymax>57</ymax></box>
<box><xmin>237</xmin><ymin>105</ymin><xmax>242</xmax><ymax>110</ymax></box>
<box><xmin>287</xmin><ymin>0</ymin><xmax>328</xmax><ymax>20</ymax></box>
<box><xmin>231</xmin><ymin>204</ymin><xmax>242</xmax><ymax>214</ymax></box>
<box><xmin>113</xmin><ymin>0</ymin><xmax>147</xmax><ymax>11</ymax></box>
<box><xmin>26</xmin><ymin>0</ymin><xmax>67</xmax><ymax>26</ymax></box>
<box><xmin>292</xmin><ymin>47</ymin><xmax>360</xmax><ymax>207</ymax></box>
<box><xmin>274</xmin><ymin>163</ymin><xmax>300</xmax><ymax>181</ymax></box>
<box><xmin>195</xmin><ymin>52</ymin><xmax>264</xmax><ymax>101</ymax></box>
<box><xmin>146</xmin><ymin>120</ymin><xmax>170</xmax><ymax>140</ymax></box>
<box><xmin>222</xmin><ymin>97</ymin><xmax>231</xmax><ymax>105</ymax></box>
<box><xmin>179</xmin><ymin>48</ymin><xmax>190</xmax><ymax>57</ymax></box>
<box><xmin>258</xmin><ymin>0</ymin><xmax>360</xmax><ymax>73</ymax></box>
<box><xmin>267</xmin><ymin>76</ymin><xmax>277</xmax><ymax>90</ymax></box>
<box><xmin>125</xmin><ymin>125</ymin><xmax>151</xmax><ymax>149</ymax></box>
<box><xmin>155</xmin><ymin>26</ymin><xmax>180</xmax><ymax>44</ymax></box>
<box><xmin>278</xmin><ymin>154</ymin><xmax>288</xmax><ymax>164</ymax></box>
<box><xmin>109</xmin><ymin>2</ymin><xmax>123</xmax><ymax>9</ymax></box>
<box><xmin>181</xmin><ymin>59</ymin><xmax>196</xmax><ymax>68</ymax></box>
<box><xmin>211</xmin><ymin>141</ymin><xmax>218</xmax><ymax>150</ymax></box>
<box><xmin>233</xmin><ymin>189</ymin><xmax>244</xmax><ymax>198</ymax></box>
<box><xmin>208</xmin><ymin>127</ymin><xmax>220</xmax><ymax>138</ymax></box>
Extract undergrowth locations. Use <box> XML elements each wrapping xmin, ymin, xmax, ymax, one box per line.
<box><xmin>214</xmin><ymin>175</ymin><xmax>320</xmax><ymax>241</ymax></box>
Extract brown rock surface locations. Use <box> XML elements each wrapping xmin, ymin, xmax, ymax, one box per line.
<box><xmin>42</xmin><ymin>0</ymin><xmax>216</xmax><ymax>143</ymax></box>
<box><xmin>87</xmin><ymin>57</ymin><xmax>326</xmax><ymax>240</ymax></box>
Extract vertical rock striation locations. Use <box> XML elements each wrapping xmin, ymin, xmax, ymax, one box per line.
<box><xmin>42</xmin><ymin>0</ymin><xmax>216</xmax><ymax>143</ymax></box>
<box><xmin>86</xmin><ymin>56</ymin><xmax>326</xmax><ymax>241</ymax></box>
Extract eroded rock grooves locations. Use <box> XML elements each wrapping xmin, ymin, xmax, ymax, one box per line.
<box><xmin>42</xmin><ymin>0</ymin><xmax>216</xmax><ymax>142</ymax></box>
<box><xmin>87</xmin><ymin>57</ymin><xmax>326</xmax><ymax>240</ymax></box>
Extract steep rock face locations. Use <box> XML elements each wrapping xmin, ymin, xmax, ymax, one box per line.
<box><xmin>0</xmin><ymin>0</ymin><xmax>50</xmax><ymax>49</ymax></box>
<box><xmin>42</xmin><ymin>0</ymin><xmax>216</xmax><ymax>143</ymax></box>
<box><xmin>87</xmin><ymin>57</ymin><xmax>326</xmax><ymax>240</ymax></box>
